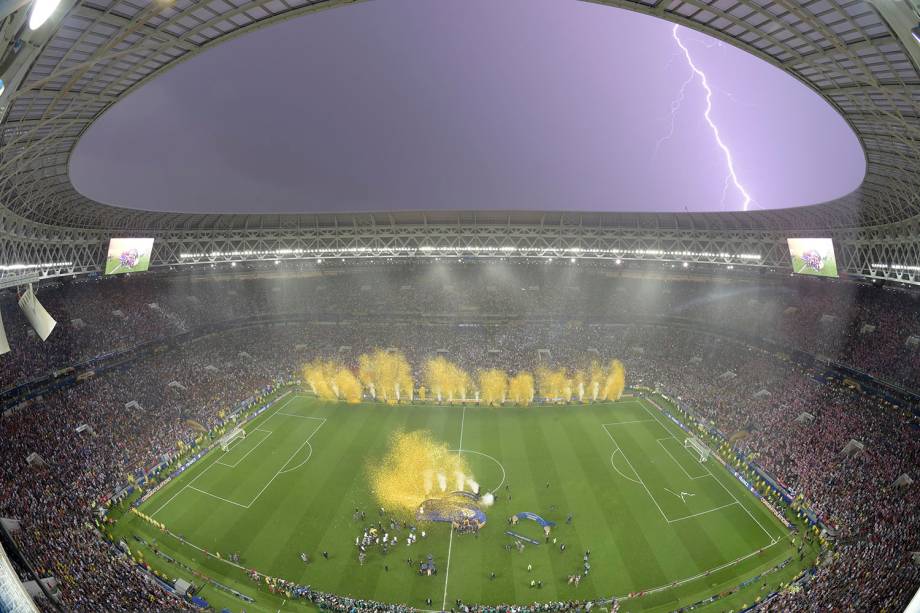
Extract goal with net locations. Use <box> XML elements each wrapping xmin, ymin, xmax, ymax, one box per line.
<box><xmin>684</xmin><ymin>436</ymin><xmax>711</xmax><ymax>462</ymax></box>
<box><xmin>219</xmin><ymin>426</ymin><xmax>246</xmax><ymax>452</ymax></box>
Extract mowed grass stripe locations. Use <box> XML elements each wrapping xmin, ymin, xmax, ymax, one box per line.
<box><xmin>474</xmin><ymin>406</ymin><xmax>509</xmax><ymax>602</ymax></box>
<box><xmin>498</xmin><ymin>408</ymin><xmax>563</xmax><ymax>603</ymax></box>
<box><xmin>446</xmin><ymin>406</ymin><xmax>488</xmax><ymax>604</ymax></box>
<box><xmin>601</xmin><ymin>399</ymin><xmax>651</xmax><ymax>425</ymax></box>
<box><xmin>254</xmin><ymin>402</ymin><xmax>386</xmax><ymax>581</ymax></box>
<box><xmin>359</xmin><ymin>404</ymin><xmax>459</xmax><ymax>606</ymax></box>
<box><xmin>686</xmin><ymin>503</ymin><xmax>770</xmax><ymax>562</ymax></box>
<box><xmin>548</xmin><ymin>407</ymin><xmax>624</xmax><ymax>598</ymax></box>
<box><xmin>527</xmin><ymin>410</ymin><xmax>586</xmax><ymax>600</ymax></box>
<box><xmin>130</xmin><ymin>397</ymin><xmax>803</xmax><ymax>610</ymax></box>
<box><xmin>454</xmin><ymin>408</ymin><xmax>523</xmax><ymax>605</ymax></box>
<box><xmin>448</xmin><ymin>406</ymin><xmax>521</xmax><ymax>604</ymax></box>
<box><xmin>316</xmin><ymin>405</ymin><xmax>418</xmax><ymax>602</ymax></box>
<box><xmin>566</xmin><ymin>405</ymin><xmax>672</xmax><ymax>593</ymax></box>
<box><xmin>300</xmin><ymin>403</ymin><xmax>419</xmax><ymax>597</ymax></box>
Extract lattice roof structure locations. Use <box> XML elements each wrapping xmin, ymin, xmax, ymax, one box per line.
<box><xmin>0</xmin><ymin>0</ymin><xmax>918</xmax><ymax>284</ymax></box>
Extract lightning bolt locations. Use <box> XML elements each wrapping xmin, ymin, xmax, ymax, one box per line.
<box><xmin>653</xmin><ymin>65</ymin><xmax>695</xmax><ymax>157</ymax></box>
<box><xmin>667</xmin><ymin>24</ymin><xmax>753</xmax><ymax>212</ymax></box>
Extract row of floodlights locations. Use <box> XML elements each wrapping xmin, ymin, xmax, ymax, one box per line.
<box><xmin>179</xmin><ymin>247</ymin><xmax>761</xmax><ymax>260</ymax></box>
<box><xmin>418</xmin><ymin>246</ymin><xmax>760</xmax><ymax>259</ymax></box>
<box><xmin>13</xmin><ymin>260</ymin><xmax>916</xmax><ymax>276</ymax></box>
<box><xmin>0</xmin><ymin>261</ymin><xmax>72</xmax><ymax>271</ymax></box>
<box><xmin>0</xmin><ymin>259</ymin><xmax>746</xmax><ymax>278</ymax></box>
<box><xmin>209</xmin><ymin>259</ymin><xmax>739</xmax><ymax>271</ymax></box>
<box><xmin>871</xmin><ymin>263</ymin><xmax>920</xmax><ymax>273</ymax></box>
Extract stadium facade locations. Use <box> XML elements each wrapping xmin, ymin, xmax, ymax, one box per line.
<box><xmin>0</xmin><ymin>0</ymin><xmax>919</xmax><ymax>288</ymax></box>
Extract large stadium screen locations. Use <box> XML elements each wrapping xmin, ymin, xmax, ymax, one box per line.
<box><xmin>787</xmin><ymin>238</ymin><xmax>838</xmax><ymax>278</ymax></box>
<box><xmin>104</xmin><ymin>238</ymin><xmax>154</xmax><ymax>275</ymax></box>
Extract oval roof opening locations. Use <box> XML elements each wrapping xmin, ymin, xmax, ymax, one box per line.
<box><xmin>69</xmin><ymin>0</ymin><xmax>865</xmax><ymax>215</ymax></box>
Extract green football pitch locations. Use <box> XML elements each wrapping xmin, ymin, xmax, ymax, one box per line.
<box><xmin>114</xmin><ymin>394</ymin><xmax>814</xmax><ymax>612</ymax></box>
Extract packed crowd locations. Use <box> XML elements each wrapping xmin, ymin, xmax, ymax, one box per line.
<box><xmin>4</xmin><ymin>266</ymin><xmax>920</xmax><ymax>392</ymax></box>
<box><xmin>0</xmin><ymin>267</ymin><xmax>917</xmax><ymax>611</ymax></box>
<box><xmin>0</xmin><ymin>327</ymin><xmax>295</xmax><ymax>611</ymax></box>
<box><xmin>615</xmin><ymin>327</ymin><xmax>920</xmax><ymax>612</ymax></box>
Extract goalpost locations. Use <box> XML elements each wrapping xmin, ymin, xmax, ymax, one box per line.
<box><xmin>684</xmin><ymin>436</ymin><xmax>711</xmax><ymax>462</ymax></box>
<box><xmin>219</xmin><ymin>426</ymin><xmax>246</xmax><ymax>452</ymax></box>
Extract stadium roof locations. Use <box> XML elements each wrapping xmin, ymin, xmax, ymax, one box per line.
<box><xmin>0</xmin><ymin>0</ymin><xmax>918</xmax><ymax>233</ymax></box>
<box><xmin>65</xmin><ymin>1</ymin><xmax>866</xmax><ymax>217</ymax></box>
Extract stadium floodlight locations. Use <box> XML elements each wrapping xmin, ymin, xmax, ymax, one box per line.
<box><xmin>913</xmin><ymin>23</ymin><xmax>920</xmax><ymax>44</ymax></box>
<box><xmin>28</xmin><ymin>0</ymin><xmax>61</xmax><ymax>30</ymax></box>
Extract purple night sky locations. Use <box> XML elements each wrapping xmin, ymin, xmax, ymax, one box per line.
<box><xmin>69</xmin><ymin>0</ymin><xmax>866</xmax><ymax>215</ymax></box>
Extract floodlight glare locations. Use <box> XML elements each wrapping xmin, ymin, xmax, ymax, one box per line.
<box><xmin>29</xmin><ymin>0</ymin><xmax>61</xmax><ymax>30</ymax></box>
<box><xmin>913</xmin><ymin>23</ymin><xmax>920</xmax><ymax>45</ymax></box>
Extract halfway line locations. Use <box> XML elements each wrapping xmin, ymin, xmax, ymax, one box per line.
<box><xmin>442</xmin><ymin>406</ymin><xmax>465</xmax><ymax>609</ymax></box>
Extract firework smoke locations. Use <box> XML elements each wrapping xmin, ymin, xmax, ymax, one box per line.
<box><xmin>370</xmin><ymin>430</ymin><xmax>474</xmax><ymax>515</ymax></box>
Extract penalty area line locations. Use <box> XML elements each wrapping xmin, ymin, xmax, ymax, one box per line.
<box><xmin>273</xmin><ymin>411</ymin><xmax>326</xmax><ymax>422</ymax></box>
<box><xmin>187</xmin><ymin>485</ymin><xmax>249</xmax><ymax>508</ymax></box>
<box><xmin>639</xmin><ymin>397</ymin><xmax>784</xmax><ymax>543</ymax></box>
<box><xmin>149</xmin><ymin>393</ymin><xmax>300</xmax><ymax>516</ymax></box>
<box><xmin>243</xmin><ymin>417</ymin><xmax>326</xmax><ymax>508</ymax></box>
<box><xmin>602</xmin><ymin>419</ymin><xmax>656</xmax><ymax>425</ymax></box>
<box><xmin>609</xmin><ymin>449</ymin><xmax>642</xmax><ymax>485</ymax></box>
<box><xmin>148</xmin><ymin>459</ymin><xmax>218</xmax><ymax>518</ymax></box>
<box><xmin>668</xmin><ymin>501</ymin><xmax>739</xmax><ymax>522</ymax></box>
<box><xmin>602</xmin><ymin>424</ymin><xmax>671</xmax><ymax>524</ymax></box>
